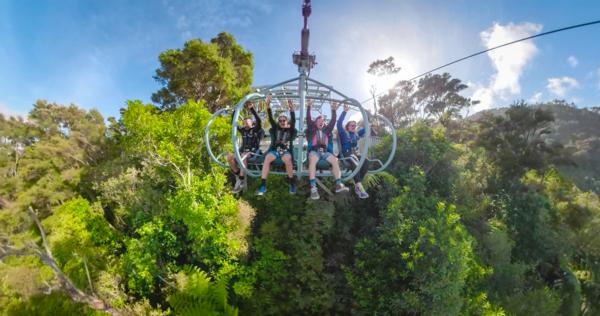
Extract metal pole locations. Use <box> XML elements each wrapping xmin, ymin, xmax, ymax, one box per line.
<box><xmin>297</xmin><ymin>70</ymin><xmax>307</xmax><ymax>178</ymax></box>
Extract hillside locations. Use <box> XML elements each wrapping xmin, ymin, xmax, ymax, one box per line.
<box><xmin>471</xmin><ymin>101</ymin><xmax>600</xmax><ymax>193</ymax></box>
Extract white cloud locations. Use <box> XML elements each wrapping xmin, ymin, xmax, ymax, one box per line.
<box><xmin>165</xmin><ymin>0</ymin><xmax>274</xmax><ymax>40</ymax></box>
<box><xmin>567</xmin><ymin>55</ymin><xmax>578</xmax><ymax>67</ymax></box>
<box><xmin>528</xmin><ymin>91</ymin><xmax>543</xmax><ymax>103</ymax></box>
<box><xmin>471</xmin><ymin>22</ymin><xmax>542</xmax><ymax>110</ymax></box>
<box><xmin>546</xmin><ymin>77</ymin><xmax>579</xmax><ymax>97</ymax></box>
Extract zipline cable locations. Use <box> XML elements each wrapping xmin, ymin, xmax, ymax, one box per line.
<box><xmin>361</xmin><ymin>18</ymin><xmax>600</xmax><ymax>104</ymax></box>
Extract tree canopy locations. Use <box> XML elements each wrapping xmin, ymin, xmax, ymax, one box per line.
<box><xmin>2</xmin><ymin>36</ymin><xmax>600</xmax><ymax>316</ymax></box>
<box><xmin>152</xmin><ymin>32</ymin><xmax>253</xmax><ymax>112</ymax></box>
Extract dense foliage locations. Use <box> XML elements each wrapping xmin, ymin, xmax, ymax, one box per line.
<box><xmin>2</xmin><ymin>33</ymin><xmax>600</xmax><ymax>315</ymax></box>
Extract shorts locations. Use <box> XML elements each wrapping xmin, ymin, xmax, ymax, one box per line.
<box><xmin>309</xmin><ymin>149</ymin><xmax>331</xmax><ymax>161</ymax></box>
<box><xmin>268</xmin><ymin>149</ymin><xmax>291</xmax><ymax>159</ymax></box>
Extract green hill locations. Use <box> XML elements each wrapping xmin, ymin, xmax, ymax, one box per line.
<box><xmin>470</xmin><ymin>100</ymin><xmax>600</xmax><ymax>193</ymax></box>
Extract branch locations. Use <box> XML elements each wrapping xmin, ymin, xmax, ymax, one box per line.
<box><xmin>26</xmin><ymin>207</ymin><xmax>122</xmax><ymax>316</ymax></box>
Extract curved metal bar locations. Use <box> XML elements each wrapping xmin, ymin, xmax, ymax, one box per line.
<box><xmin>306</xmin><ymin>77</ymin><xmax>350</xmax><ymax>100</ymax></box>
<box><xmin>367</xmin><ymin>113</ymin><xmax>397</xmax><ymax>174</ymax></box>
<box><xmin>260</xmin><ymin>76</ymin><xmax>301</xmax><ymax>93</ymax></box>
<box><xmin>204</xmin><ymin>108</ymin><xmax>230</xmax><ymax>168</ymax></box>
<box><xmin>227</xmin><ymin>78</ymin><xmax>391</xmax><ymax>181</ymax></box>
<box><xmin>232</xmin><ymin>92</ymin><xmax>264</xmax><ymax>178</ymax></box>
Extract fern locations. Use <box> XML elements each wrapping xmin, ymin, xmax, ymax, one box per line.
<box><xmin>168</xmin><ymin>268</ymin><xmax>238</xmax><ymax>316</ymax></box>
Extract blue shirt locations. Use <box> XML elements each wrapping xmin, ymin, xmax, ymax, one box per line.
<box><xmin>337</xmin><ymin>111</ymin><xmax>365</xmax><ymax>154</ymax></box>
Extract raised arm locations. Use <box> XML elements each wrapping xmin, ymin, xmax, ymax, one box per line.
<box><xmin>288</xmin><ymin>99</ymin><xmax>296</xmax><ymax>127</ymax></box>
<box><xmin>264</xmin><ymin>95</ymin><xmax>276</xmax><ymax>128</ymax></box>
<box><xmin>250</xmin><ymin>106</ymin><xmax>261</xmax><ymax>130</ymax></box>
<box><xmin>324</xmin><ymin>102</ymin><xmax>337</xmax><ymax>133</ymax></box>
<box><xmin>337</xmin><ymin>104</ymin><xmax>349</xmax><ymax>142</ymax></box>
<box><xmin>306</xmin><ymin>100</ymin><xmax>314</xmax><ymax>129</ymax></box>
<box><xmin>337</xmin><ymin>107</ymin><xmax>346</xmax><ymax>131</ymax></box>
<box><xmin>358</xmin><ymin>128</ymin><xmax>366</xmax><ymax>138</ymax></box>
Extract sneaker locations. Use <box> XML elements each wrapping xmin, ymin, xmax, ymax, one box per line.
<box><xmin>355</xmin><ymin>183</ymin><xmax>369</xmax><ymax>199</ymax></box>
<box><xmin>289</xmin><ymin>183</ymin><xmax>297</xmax><ymax>195</ymax></box>
<box><xmin>232</xmin><ymin>177</ymin><xmax>243</xmax><ymax>193</ymax></box>
<box><xmin>335</xmin><ymin>183</ymin><xmax>350</xmax><ymax>193</ymax></box>
<box><xmin>256</xmin><ymin>184</ymin><xmax>267</xmax><ymax>196</ymax></box>
<box><xmin>310</xmin><ymin>186</ymin><xmax>320</xmax><ymax>200</ymax></box>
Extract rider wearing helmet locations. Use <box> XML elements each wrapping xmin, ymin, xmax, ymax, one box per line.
<box><xmin>337</xmin><ymin>103</ymin><xmax>369</xmax><ymax>198</ymax></box>
<box><xmin>257</xmin><ymin>96</ymin><xmax>297</xmax><ymax>195</ymax></box>
<box><xmin>227</xmin><ymin>101</ymin><xmax>263</xmax><ymax>193</ymax></box>
<box><xmin>306</xmin><ymin>101</ymin><xmax>348</xmax><ymax>200</ymax></box>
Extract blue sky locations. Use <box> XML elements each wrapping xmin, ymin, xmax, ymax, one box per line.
<box><xmin>1</xmin><ymin>0</ymin><xmax>599</xmax><ymax>119</ymax></box>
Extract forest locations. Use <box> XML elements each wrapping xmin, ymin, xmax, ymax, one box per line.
<box><xmin>1</xmin><ymin>32</ymin><xmax>600</xmax><ymax>316</ymax></box>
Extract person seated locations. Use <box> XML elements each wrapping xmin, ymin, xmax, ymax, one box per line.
<box><xmin>337</xmin><ymin>103</ymin><xmax>369</xmax><ymax>199</ymax></box>
<box><xmin>257</xmin><ymin>96</ymin><xmax>297</xmax><ymax>195</ymax></box>
<box><xmin>306</xmin><ymin>101</ymin><xmax>348</xmax><ymax>200</ymax></box>
<box><xmin>226</xmin><ymin>101</ymin><xmax>263</xmax><ymax>193</ymax></box>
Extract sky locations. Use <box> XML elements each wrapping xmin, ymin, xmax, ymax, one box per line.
<box><xmin>1</xmin><ymin>0</ymin><xmax>600</xmax><ymax>119</ymax></box>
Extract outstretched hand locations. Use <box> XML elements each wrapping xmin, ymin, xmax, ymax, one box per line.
<box><xmin>331</xmin><ymin>101</ymin><xmax>338</xmax><ymax>112</ymax></box>
<box><xmin>287</xmin><ymin>99</ymin><xmax>295</xmax><ymax>111</ymax></box>
<box><xmin>265</xmin><ymin>95</ymin><xmax>272</xmax><ymax>109</ymax></box>
<box><xmin>247</xmin><ymin>101</ymin><xmax>254</xmax><ymax>110</ymax></box>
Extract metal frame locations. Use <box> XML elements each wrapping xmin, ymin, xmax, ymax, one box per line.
<box><xmin>203</xmin><ymin>0</ymin><xmax>397</xmax><ymax>182</ymax></box>
<box><xmin>204</xmin><ymin>108</ymin><xmax>230</xmax><ymax>168</ymax></box>
<box><xmin>204</xmin><ymin>80</ymin><xmax>398</xmax><ymax>181</ymax></box>
<box><xmin>367</xmin><ymin>114</ymin><xmax>397</xmax><ymax>174</ymax></box>
<box><xmin>226</xmin><ymin>76</ymin><xmax>374</xmax><ymax>181</ymax></box>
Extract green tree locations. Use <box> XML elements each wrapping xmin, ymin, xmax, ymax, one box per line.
<box><xmin>377</xmin><ymin>80</ymin><xmax>417</xmax><ymax>128</ymax></box>
<box><xmin>476</xmin><ymin>101</ymin><xmax>559</xmax><ymax>182</ymax></box>
<box><xmin>375</xmin><ymin>72</ymin><xmax>476</xmax><ymax>127</ymax></box>
<box><xmin>43</xmin><ymin>198</ymin><xmax>119</xmax><ymax>291</ymax></box>
<box><xmin>347</xmin><ymin>168</ymin><xmax>491</xmax><ymax>315</ymax></box>
<box><xmin>152</xmin><ymin>33</ymin><xmax>253</xmax><ymax>112</ymax></box>
<box><xmin>367</xmin><ymin>56</ymin><xmax>401</xmax><ymax>116</ymax></box>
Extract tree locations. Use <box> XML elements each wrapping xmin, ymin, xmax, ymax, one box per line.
<box><xmin>367</xmin><ymin>56</ymin><xmax>401</xmax><ymax>116</ymax></box>
<box><xmin>476</xmin><ymin>101</ymin><xmax>559</xmax><ymax>182</ymax></box>
<box><xmin>413</xmin><ymin>73</ymin><xmax>475</xmax><ymax>125</ymax></box>
<box><xmin>377</xmin><ymin>80</ymin><xmax>417</xmax><ymax>128</ymax></box>
<box><xmin>375</xmin><ymin>73</ymin><xmax>476</xmax><ymax>127</ymax></box>
<box><xmin>347</xmin><ymin>167</ymin><xmax>493</xmax><ymax>315</ymax></box>
<box><xmin>152</xmin><ymin>33</ymin><xmax>253</xmax><ymax>112</ymax></box>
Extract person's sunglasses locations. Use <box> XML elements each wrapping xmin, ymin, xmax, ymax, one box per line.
<box><xmin>278</xmin><ymin>119</ymin><xmax>287</xmax><ymax>123</ymax></box>
<box><xmin>348</xmin><ymin>124</ymin><xmax>356</xmax><ymax>127</ymax></box>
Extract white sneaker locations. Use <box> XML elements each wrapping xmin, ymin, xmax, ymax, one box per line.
<box><xmin>310</xmin><ymin>186</ymin><xmax>320</xmax><ymax>200</ymax></box>
<box><xmin>232</xmin><ymin>177</ymin><xmax>243</xmax><ymax>193</ymax></box>
<box><xmin>335</xmin><ymin>182</ymin><xmax>349</xmax><ymax>193</ymax></box>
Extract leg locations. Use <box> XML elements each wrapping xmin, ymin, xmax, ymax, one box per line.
<box><xmin>281</xmin><ymin>152</ymin><xmax>296</xmax><ymax>194</ymax></box>
<box><xmin>226</xmin><ymin>152</ymin><xmax>239</xmax><ymax>174</ymax></box>
<box><xmin>261</xmin><ymin>152</ymin><xmax>276</xmax><ymax>179</ymax></box>
<box><xmin>351</xmin><ymin>154</ymin><xmax>369</xmax><ymax>198</ymax></box>
<box><xmin>326</xmin><ymin>154</ymin><xmax>341</xmax><ymax>179</ymax></box>
<box><xmin>308</xmin><ymin>152</ymin><xmax>319</xmax><ymax>180</ymax></box>
<box><xmin>327</xmin><ymin>154</ymin><xmax>349</xmax><ymax>193</ymax></box>
<box><xmin>257</xmin><ymin>152</ymin><xmax>276</xmax><ymax>195</ymax></box>
<box><xmin>308</xmin><ymin>152</ymin><xmax>320</xmax><ymax>199</ymax></box>
<box><xmin>355</xmin><ymin>155</ymin><xmax>369</xmax><ymax>183</ymax></box>
<box><xmin>281</xmin><ymin>153</ymin><xmax>294</xmax><ymax>178</ymax></box>
<box><xmin>340</xmin><ymin>153</ymin><xmax>357</xmax><ymax>183</ymax></box>
<box><xmin>239</xmin><ymin>152</ymin><xmax>250</xmax><ymax>177</ymax></box>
